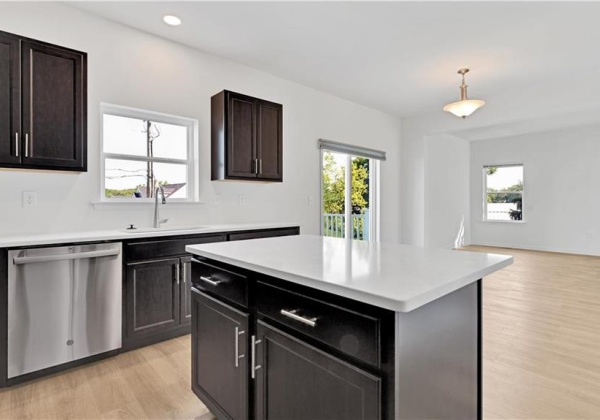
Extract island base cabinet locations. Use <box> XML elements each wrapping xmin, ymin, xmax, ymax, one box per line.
<box><xmin>255</xmin><ymin>321</ymin><xmax>382</xmax><ymax>420</ymax></box>
<box><xmin>192</xmin><ymin>288</ymin><xmax>249</xmax><ymax>420</ymax></box>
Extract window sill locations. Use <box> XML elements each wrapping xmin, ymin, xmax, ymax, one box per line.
<box><xmin>480</xmin><ymin>219</ymin><xmax>527</xmax><ymax>224</ymax></box>
<box><xmin>91</xmin><ymin>200</ymin><xmax>205</xmax><ymax>210</ymax></box>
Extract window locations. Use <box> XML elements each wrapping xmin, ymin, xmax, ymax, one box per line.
<box><xmin>483</xmin><ymin>164</ymin><xmax>523</xmax><ymax>221</ymax></box>
<box><xmin>101</xmin><ymin>104</ymin><xmax>196</xmax><ymax>202</ymax></box>
<box><xmin>319</xmin><ymin>139</ymin><xmax>384</xmax><ymax>241</ymax></box>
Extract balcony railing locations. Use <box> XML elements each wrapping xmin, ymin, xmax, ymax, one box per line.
<box><xmin>323</xmin><ymin>210</ymin><xmax>370</xmax><ymax>240</ymax></box>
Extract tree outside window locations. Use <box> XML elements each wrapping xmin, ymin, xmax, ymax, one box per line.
<box><xmin>484</xmin><ymin>165</ymin><xmax>524</xmax><ymax>221</ymax></box>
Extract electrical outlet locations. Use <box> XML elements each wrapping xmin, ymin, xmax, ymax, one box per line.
<box><xmin>307</xmin><ymin>195</ymin><xmax>314</xmax><ymax>206</ymax></box>
<box><xmin>23</xmin><ymin>191</ymin><xmax>36</xmax><ymax>208</ymax></box>
<box><xmin>238</xmin><ymin>195</ymin><xmax>246</xmax><ymax>206</ymax></box>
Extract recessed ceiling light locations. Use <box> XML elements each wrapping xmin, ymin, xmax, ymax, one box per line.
<box><xmin>163</xmin><ymin>15</ymin><xmax>181</xmax><ymax>26</ymax></box>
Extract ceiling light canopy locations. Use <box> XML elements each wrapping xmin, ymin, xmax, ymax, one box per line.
<box><xmin>443</xmin><ymin>68</ymin><xmax>485</xmax><ymax>119</ymax></box>
<box><xmin>163</xmin><ymin>15</ymin><xmax>181</xmax><ymax>26</ymax></box>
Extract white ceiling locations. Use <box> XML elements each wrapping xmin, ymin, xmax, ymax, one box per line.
<box><xmin>70</xmin><ymin>2</ymin><xmax>600</xmax><ymax>119</ymax></box>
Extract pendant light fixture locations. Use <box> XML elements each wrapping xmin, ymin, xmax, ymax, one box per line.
<box><xmin>443</xmin><ymin>68</ymin><xmax>485</xmax><ymax>118</ymax></box>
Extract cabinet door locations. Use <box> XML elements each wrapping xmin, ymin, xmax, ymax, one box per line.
<box><xmin>126</xmin><ymin>258</ymin><xmax>180</xmax><ymax>338</ymax></box>
<box><xmin>21</xmin><ymin>41</ymin><xmax>86</xmax><ymax>170</ymax></box>
<box><xmin>192</xmin><ymin>289</ymin><xmax>249</xmax><ymax>420</ymax></box>
<box><xmin>179</xmin><ymin>256</ymin><xmax>192</xmax><ymax>325</ymax></box>
<box><xmin>0</xmin><ymin>32</ymin><xmax>20</xmax><ymax>165</ymax></box>
<box><xmin>256</xmin><ymin>322</ymin><xmax>381</xmax><ymax>420</ymax></box>
<box><xmin>226</xmin><ymin>92</ymin><xmax>257</xmax><ymax>179</ymax></box>
<box><xmin>256</xmin><ymin>99</ymin><xmax>282</xmax><ymax>181</ymax></box>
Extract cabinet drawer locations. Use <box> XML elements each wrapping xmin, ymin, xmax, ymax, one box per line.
<box><xmin>257</xmin><ymin>282</ymin><xmax>381</xmax><ymax>367</ymax></box>
<box><xmin>228</xmin><ymin>227</ymin><xmax>299</xmax><ymax>242</ymax></box>
<box><xmin>191</xmin><ymin>260</ymin><xmax>248</xmax><ymax>308</ymax></box>
<box><xmin>126</xmin><ymin>235</ymin><xmax>227</xmax><ymax>261</ymax></box>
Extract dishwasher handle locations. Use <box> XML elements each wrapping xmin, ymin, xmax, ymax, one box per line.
<box><xmin>13</xmin><ymin>248</ymin><xmax>120</xmax><ymax>265</ymax></box>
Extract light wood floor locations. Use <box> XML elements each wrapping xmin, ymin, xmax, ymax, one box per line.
<box><xmin>1</xmin><ymin>246</ymin><xmax>599</xmax><ymax>419</ymax></box>
<box><xmin>465</xmin><ymin>246</ymin><xmax>600</xmax><ymax>419</ymax></box>
<box><xmin>0</xmin><ymin>336</ymin><xmax>214</xmax><ymax>419</ymax></box>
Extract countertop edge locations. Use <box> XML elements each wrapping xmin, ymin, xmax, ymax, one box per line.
<box><xmin>0</xmin><ymin>223</ymin><xmax>300</xmax><ymax>248</ymax></box>
<box><xmin>186</xmin><ymin>246</ymin><xmax>514</xmax><ymax>313</ymax></box>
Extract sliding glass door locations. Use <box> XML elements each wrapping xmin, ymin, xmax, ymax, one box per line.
<box><xmin>320</xmin><ymin>144</ymin><xmax>381</xmax><ymax>241</ymax></box>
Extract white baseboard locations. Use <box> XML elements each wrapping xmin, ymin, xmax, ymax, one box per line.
<box><xmin>469</xmin><ymin>241</ymin><xmax>599</xmax><ymax>257</ymax></box>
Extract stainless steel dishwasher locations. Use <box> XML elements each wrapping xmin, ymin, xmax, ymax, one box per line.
<box><xmin>7</xmin><ymin>242</ymin><xmax>122</xmax><ymax>378</ymax></box>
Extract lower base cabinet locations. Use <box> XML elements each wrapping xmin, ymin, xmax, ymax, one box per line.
<box><xmin>126</xmin><ymin>258</ymin><xmax>181</xmax><ymax>337</ymax></box>
<box><xmin>192</xmin><ymin>289</ymin><xmax>249</xmax><ymax>420</ymax></box>
<box><xmin>190</xmin><ymin>263</ymin><xmax>383</xmax><ymax>420</ymax></box>
<box><xmin>123</xmin><ymin>228</ymin><xmax>298</xmax><ymax>351</ymax></box>
<box><xmin>255</xmin><ymin>321</ymin><xmax>381</xmax><ymax>420</ymax></box>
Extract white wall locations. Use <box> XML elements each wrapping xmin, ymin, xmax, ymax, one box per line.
<box><xmin>470</xmin><ymin>124</ymin><xmax>600</xmax><ymax>256</ymax></box>
<box><xmin>424</xmin><ymin>134</ymin><xmax>470</xmax><ymax>248</ymax></box>
<box><xmin>399</xmin><ymin>89</ymin><xmax>600</xmax><ymax>248</ymax></box>
<box><xmin>0</xmin><ymin>3</ymin><xmax>401</xmax><ymax>242</ymax></box>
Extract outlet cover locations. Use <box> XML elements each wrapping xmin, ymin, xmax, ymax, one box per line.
<box><xmin>23</xmin><ymin>191</ymin><xmax>36</xmax><ymax>208</ymax></box>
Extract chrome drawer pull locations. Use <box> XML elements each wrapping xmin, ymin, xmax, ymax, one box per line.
<box><xmin>280</xmin><ymin>309</ymin><xmax>318</xmax><ymax>327</ymax></box>
<box><xmin>235</xmin><ymin>327</ymin><xmax>245</xmax><ymax>367</ymax></box>
<box><xmin>251</xmin><ymin>335</ymin><xmax>262</xmax><ymax>379</ymax></box>
<box><xmin>200</xmin><ymin>276</ymin><xmax>222</xmax><ymax>286</ymax></box>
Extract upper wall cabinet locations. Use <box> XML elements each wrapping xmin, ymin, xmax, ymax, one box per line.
<box><xmin>0</xmin><ymin>30</ymin><xmax>87</xmax><ymax>172</ymax></box>
<box><xmin>211</xmin><ymin>90</ymin><xmax>282</xmax><ymax>182</ymax></box>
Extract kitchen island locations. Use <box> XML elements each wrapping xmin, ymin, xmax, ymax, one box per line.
<box><xmin>186</xmin><ymin>235</ymin><xmax>513</xmax><ymax>420</ymax></box>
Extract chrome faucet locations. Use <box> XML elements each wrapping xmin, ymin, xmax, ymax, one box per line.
<box><xmin>153</xmin><ymin>186</ymin><xmax>168</xmax><ymax>228</ymax></box>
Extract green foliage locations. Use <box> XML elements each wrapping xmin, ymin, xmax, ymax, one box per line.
<box><xmin>105</xmin><ymin>188</ymin><xmax>137</xmax><ymax>198</ymax></box>
<box><xmin>487</xmin><ymin>180</ymin><xmax>523</xmax><ymax>203</ymax></box>
<box><xmin>322</xmin><ymin>153</ymin><xmax>346</xmax><ymax>214</ymax></box>
<box><xmin>486</xmin><ymin>167</ymin><xmax>497</xmax><ymax>175</ymax></box>
<box><xmin>322</xmin><ymin>153</ymin><xmax>369</xmax><ymax>214</ymax></box>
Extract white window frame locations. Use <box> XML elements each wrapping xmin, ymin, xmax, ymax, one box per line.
<box><xmin>482</xmin><ymin>163</ymin><xmax>525</xmax><ymax>223</ymax></box>
<box><xmin>99</xmin><ymin>103</ymin><xmax>198</xmax><ymax>203</ymax></box>
<box><xmin>318</xmin><ymin>140</ymin><xmax>383</xmax><ymax>242</ymax></box>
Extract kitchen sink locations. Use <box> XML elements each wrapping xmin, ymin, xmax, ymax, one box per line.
<box><xmin>121</xmin><ymin>225</ymin><xmax>210</xmax><ymax>234</ymax></box>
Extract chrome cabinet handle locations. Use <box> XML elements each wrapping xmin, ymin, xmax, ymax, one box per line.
<box><xmin>175</xmin><ymin>264</ymin><xmax>180</xmax><ymax>285</ymax></box>
<box><xmin>280</xmin><ymin>309</ymin><xmax>318</xmax><ymax>327</ymax></box>
<box><xmin>24</xmin><ymin>133</ymin><xmax>29</xmax><ymax>157</ymax></box>
<box><xmin>200</xmin><ymin>276</ymin><xmax>222</xmax><ymax>286</ymax></box>
<box><xmin>13</xmin><ymin>248</ymin><xmax>120</xmax><ymax>265</ymax></box>
<box><xmin>235</xmin><ymin>327</ymin><xmax>245</xmax><ymax>367</ymax></box>
<box><xmin>15</xmin><ymin>133</ymin><xmax>19</xmax><ymax>157</ymax></box>
<box><xmin>182</xmin><ymin>263</ymin><xmax>187</xmax><ymax>284</ymax></box>
<box><xmin>259</xmin><ymin>159</ymin><xmax>263</xmax><ymax>175</ymax></box>
<box><xmin>251</xmin><ymin>335</ymin><xmax>262</xmax><ymax>379</ymax></box>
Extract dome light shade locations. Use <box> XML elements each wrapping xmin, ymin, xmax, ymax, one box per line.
<box><xmin>443</xmin><ymin>68</ymin><xmax>485</xmax><ymax>119</ymax></box>
<box><xmin>443</xmin><ymin>99</ymin><xmax>485</xmax><ymax>118</ymax></box>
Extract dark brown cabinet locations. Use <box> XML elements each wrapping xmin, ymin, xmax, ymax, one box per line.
<box><xmin>192</xmin><ymin>289</ymin><xmax>249</xmax><ymax>420</ymax></box>
<box><xmin>0</xmin><ymin>33</ymin><xmax>19</xmax><ymax>166</ymax></box>
<box><xmin>122</xmin><ymin>228</ymin><xmax>298</xmax><ymax>351</ymax></box>
<box><xmin>180</xmin><ymin>256</ymin><xmax>193</xmax><ymax>325</ymax></box>
<box><xmin>190</xmin><ymin>251</ymin><xmax>389</xmax><ymax>420</ymax></box>
<box><xmin>0</xmin><ymin>30</ymin><xmax>86</xmax><ymax>171</ymax></box>
<box><xmin>126</xmin><ymin>258</ymin><xmax>181</xmax><ymax>338</ymax></box>
<box><xmin>212</xmin><ymin>90</ymin><xmax>283</xmax><ymax>182</ymax></box>
<box><xmin>123</xmin><ymin>234</ymin><xmax>227</xmax><ymax>350</ymax></box>
<box><xmin>255</xmin><ymin>322</ymin><xmax>381</xmax><ymax>420</ymax></box>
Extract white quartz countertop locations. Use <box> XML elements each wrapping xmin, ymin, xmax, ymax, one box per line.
<box><xmin>186</xmin><ymin>235</ymin><xmax>513</xmax><ymax>312</ymax></box>
<box><xmin>0</xmin><ymin>223</ymin><xmax>299</xmax><ymax>248</ymax></box>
